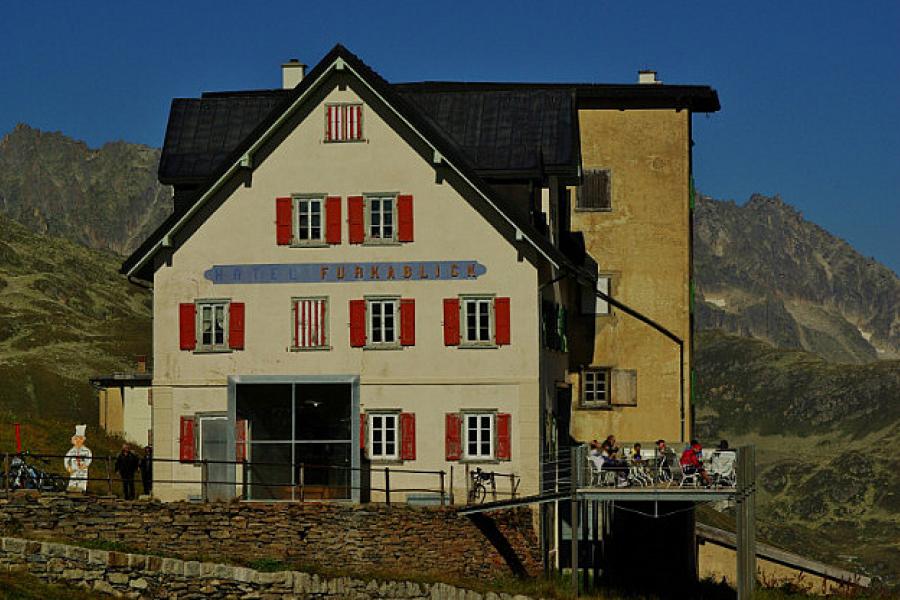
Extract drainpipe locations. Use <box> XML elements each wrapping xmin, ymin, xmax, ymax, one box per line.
<box><xmin>593</xmin><ymin>289</ymin><xmax>686</xmax><ymax>443</ymax></box>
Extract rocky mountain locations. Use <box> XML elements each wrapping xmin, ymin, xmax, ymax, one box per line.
<box><xmin>694</xmin><ymin>194</ymin><xmax>900</xmax><ymax>363</ymax></box>
<box><xmin>0</xmin><ymin>124</ymin><xmax>171</xmax><ymax>256</ymax></box>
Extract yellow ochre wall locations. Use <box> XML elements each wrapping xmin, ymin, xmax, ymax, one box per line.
<box><xmin>150</xmin><ymin>83</ymin><xmax>548</xmax><ymax>502</ymax></box>
<box><xmin>570</xmin><ymin>109</ymin><xmax>692</xmax><ymax>444</ymax></box>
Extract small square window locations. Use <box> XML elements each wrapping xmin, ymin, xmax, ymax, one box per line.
<box><xmin>197</xmin><ymin>301</ymin><xmax>229</xmax><ymax>351</ymax></box>
<box><xmin>325</xmin><ymin>103</ymin><xmax>363</xmax><ymax>142</ymax></box>
<box><xmin>577</xmin><ymin>169</ymin><xmax>611</xmax><ymax>211</ymax></box>
<box><xmin>292</xmin><ymin>297</ymin><xmax>329</xmax><ymax>349</ymax></box>
<box><xmin>369</xmin><ymin>413</ymin><xmax>398</xmax><ymax>460</ymax></box>
<box><xmin>367</xmin><ymin>298</ymin><xmax>399</xmax><ymax>348</ymax></box>
<box><xmin>366</xmin><ymin>195</ymin><xmax>396</xmax><ymax>242</ymax></box>
<box><xmin>464</xmin><ymin>413</ymin><xmax>494</xmax><ymax>459</ymax></box>
<box><xmin>581</xmin><ymin>368</ymin><xmax>610</xmax><ymax>407</ymax></box>
<box><xmin>462</xmin><ymin>296</ymin><xmax>494</xmax><ymax>346</ymax></box>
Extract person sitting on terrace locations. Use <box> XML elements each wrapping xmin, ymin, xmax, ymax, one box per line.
<box><xmin>631</xmin><ymin>443</ymin><xmax>644</xmax><ymax>463</ymax></box>
<box><xmin>709</xmin><ymin>440</ymin><xmax>737</xmax><ymax>486</ymax></box>
<box><xmin>680</xmin><ymin>440</ymin><xmax>711</xmax><ymax>486</ymax></box>
<box><xmin>589</xmin><ymin>439</ymin><xmax>602</xmax><ymax>456</ymax></box>
<box><xmin>601</xmin><ymin>439</ymin><xmax>629</xmax><ymax>487</ymax></box>
<box><xmin>656</xmin><ymin>439</ymin><xmax>675</xmax><ymax>480</ymax></box>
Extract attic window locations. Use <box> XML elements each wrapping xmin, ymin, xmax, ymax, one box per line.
<box><xmin>325</xmin><ymin>103</ymin><xmax>363</xmax><ymax>142</ymax></box>
<box><xmin>577</xmin><ymin>169</ymin><xmax>612</xmax><ymax>211</ymax></box>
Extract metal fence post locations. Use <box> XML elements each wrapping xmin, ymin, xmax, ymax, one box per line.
<box><xmin>439</xmin><ymin>470</ymin><xmax>446</xmax><ymax>506</ymax></box>
<box><xmin>106</xmin><ymin>455</ymin><xmax>113</xmax><ymax>496</ymax></box>
<box><xmin>201</xmin><ymin>459</ymin><xmax>208</xmax><ymax>502</ymax></box>
<box><xmin>241</xmin><ymin>459</ymin><xmax>248</xmax><ymax>500</ymax></box>
<box><xmin>449</xmin><ymin>465</ymin><xmax>454</xmax><ymax>505</ymax></box>
<box><xmin>384</xmin><ymin>467</ymin><xmax>391</xmax><ymax>506</ymax></box>
<box><xmin>299</xmin><ymin>463</ymin><xmax>305</xmax><ymax>503</ymax></box>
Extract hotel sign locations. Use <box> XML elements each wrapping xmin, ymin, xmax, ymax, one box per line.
<box><xmin>204</xmin><ymin>261</ymin><xmax>487</xmax><ymax>284</ymax></box>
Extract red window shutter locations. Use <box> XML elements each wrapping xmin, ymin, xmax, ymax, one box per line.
<box><xmin>400</xmin><ymin>298</ymin><xmax>415</xmax><ymax>346</ymax></box>
<box><xmin>326</xmin><ymin>106</ymin><xmax>333</xmax><ymax>141</ymax></box>
<box><xmin>443</xmin><ymin>298</ymin><xmax>460</xmax><ymax>346</ymax></box>
<box><xmin>276</xmin><ymin>197</ymin><xmax>293</xmax><ymax>245</ymax></box>
<box><xmin>349</xmin><ymin>300</ymin><xmax>366</xmax><ymax>347</ymax></box>
<box><xmin>397</xmin><ymin>194</ymin><xmax>414</xmax><ymax>242</ymax></box>
<box><xmin>325</xmin><ymin>196</ymin><xmax>342</xmax><ymax>244</ymax></box>
<box><xmin>495</xmin><ymin>297</ymin><xmax>511</xmax><ymax>346</ymax></box>
<box><xmin>348</xmin><ymin>196</ymin><xmax>365</xmax><ymax>244</ymax></box>
<box><xmin>496</xmin><ymin>413</ymin><xmax>512</xmax><ymax>460</ymax></box>
<box><xmin>235</xmin><ymin>419</ymin><xmax>247</xmax><ymax>462</ymax></box>
<box><xmin>360</xmin><ymin>413</ymin><xmax>366</xmax><ymax>450</ymax></box>
<box><xmin>399</xmin><ymin>413</ymin><xmax>416</xmax><ymax>460</ymax></box>
<box><xmin>445</xmin><ymin>413</ymin><xmax>462</xmax><ymax>460</ymax></box>
<box><xmin>355</xmin><ymin>105</ymin><xmax>362</xmax><ymax>140</ymax></box>
<box><xmin>179</xmin><ymin>303</ymin><xmax>196</xmax><ymax>350</ymax></box>
<box><xmin>179</xmin><ymin>416</ymin><xmax>195</xmax><ymax>462</ymax></box>
<box><xmin>228</xmin><ymin>302</ymin><xmax>245</xmax><ymax>349</ymax></box>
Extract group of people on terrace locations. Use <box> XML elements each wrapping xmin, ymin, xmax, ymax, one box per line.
<box><xmin>587</xmin><ymin>435</ymin><xmax>737</xmax><ymax>488</ymax></box>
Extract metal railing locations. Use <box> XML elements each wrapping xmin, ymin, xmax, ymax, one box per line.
<box><xmin>0</xmin><ymin>452</ymin><xmax>520</xmax><ymax>507</ymax></box>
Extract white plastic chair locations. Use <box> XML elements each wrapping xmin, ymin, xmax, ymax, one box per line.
<box><xmin>709</xmin><ymin>451</ymin><xmax>736</xmax><ymax>488</ymax></box>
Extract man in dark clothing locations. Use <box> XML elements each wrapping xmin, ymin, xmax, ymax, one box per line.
<box><xmin>139</xmin><ymin>446</ymin><xmax>153</xmax><ymax>497</ymax></box>
<box><xmin>114</xmin><ymin>444</ymin><xmax>140</xmax><ymax>500</ymax></box>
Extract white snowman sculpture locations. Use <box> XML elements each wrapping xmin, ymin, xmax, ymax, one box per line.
<box><xmin>64</xmin><ymin>424</ymin><xmax>92</xmax><ymax>492</ymax></box>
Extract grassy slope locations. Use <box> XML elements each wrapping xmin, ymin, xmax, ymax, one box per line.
<box><xmin>694</xmin><ymin>330</ymin><xmax>900</xmax><ymax>587</ymax></box>
<box><xmin>0</xmin><ymin>214</ymin><xmax>151</xmax><ymax>489</ymax></box>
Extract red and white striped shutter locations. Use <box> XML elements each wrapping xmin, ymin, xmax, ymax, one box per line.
<box><xmin>348</xmin><ymin>196</ymin><xmax>365</xmax><ymax>244</ymax></box>
<box><xmin>326</xmin><ymin>106</ymin><xmax>334</xmax><ymax>141</ymax></box>
<box><xmin>348</xmin><ymin>105</ymin><xmax>356</xmax><ymax>140</ymax></box>
<box><xmin>400</xmin><ymin>298</ymin><xmax>415</xmax><ymax>346</ymax></box>
<box><xmin>355</xmin><ymin>105</ymin><xmax>362</xmax><ymax>139</ymax></box>
<box><xmin>494</xmin><ymin>297</ymin><xmax>511</xmax><ymax>346</ymax></box>
<box><xmin>294</xmin><ymin>299</ymin><xmax>328</xmax><ymax>348</ymax></box>
<box><xmin>325</xmin><ymin>196</ymin><xmax>342</xmax><ymax>244</ymax></box>
<box><xmin>443</xmin><ymin>299</ymin><xmax>460</xmax><ymax>346</ymax></box>
<box><xmin>179</xmin><ymin>416</ymin><xmax>195</xmax><ymax>462</ymax></box>
<box><xmin>349</xmin><ymin>300</ymin><xmax>366</xmax><ymax>347</ymax></box>
<box><xmin>445</xmin><ymin>413</ymin><xmax>462</xmax><ymax>461</ymax></box>
<box><xmin>397</xmin><ymin>195</ymin><xmax>414</xmax><ymax>242</ymax></box>
<box><xmin>228</xmin><ymin>302</ymin><xmax>245</xmax><ymax>350</ymax></box>
<box><xmin>179</xmin><ymin>303</ymin><xmax>196</xmax><ymax>350</ymax></box>
<box><xmin>496</xmin><ymin>414</ymin><xmax>512</xmax><ymax>460</ymax></box>
<box><xmin>399</xmin><ymin>413</ymin><xmax>416</xmax><ymax>460</ymax></box>
<box><xmin>276</xmin><ymin>197</ymin><xmax>293</xmax><ymax>245</ymax></box>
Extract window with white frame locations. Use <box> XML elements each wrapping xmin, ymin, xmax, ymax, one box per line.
<box><xmin>581</xmin><ymin>368</ymin><xmax>610</xmax><ymax>407</ymax></box>
<box><xmin>197</xmin><ymin>301</ymin><xmax>229</xmax><ymax>351</ymax></box>
<box><xmin>368</xmin><ymin>413</ymin><xmax>398</xmax><ymax>460</ymax></box>
<box><xmin>292</xmin><ymin>297</ymin><xmax>329</xmax><ymax>349</ymax></box>
<box><xmin>294</xmin><ymin>196</ymin><xmax>324</xmax><ymax>243</ymax></box>
<box><xmin>367</xmin><ymin>297</ymin><xmax>399</xmax><ymax>347</ymax></box>
<box><xmin>366</xmin><ymin>195</ymin><xmax>396</xmax><ymax>242</ymax></box>
<box><xmin>462</xmin><ymin>296</ymin><xmax>493</xmax><ymax>345</ymax></box>
<box><xmin>325</xmin><ymin>103</ymin><xmax>363</xmax><ymax>142</ymax></box>
<box><xmin>465</xmin><ymin>413</ymin><xmax>493</xmax><ymax>459</ymax></box>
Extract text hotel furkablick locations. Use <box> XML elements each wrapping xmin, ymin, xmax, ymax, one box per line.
<box><xmin>204</xmin><ymin>260</ymin><xmax>487</xmax><ymax>285</ymax></box>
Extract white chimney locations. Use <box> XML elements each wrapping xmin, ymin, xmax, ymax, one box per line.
<box><xmin>638</xmin><ymin>69</ymin><xmax>661</xmax><ymax>85</ymax></box>
<box><xmin>282</xmin><ymin>59</ymin><xmax>307</xmax><ymax>89</ymax></box>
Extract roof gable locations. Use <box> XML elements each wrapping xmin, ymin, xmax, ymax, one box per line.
<box><xmin>124</xmin><ymin>45</ymin><xmax>572</xmax><ymax>280</ymax></box>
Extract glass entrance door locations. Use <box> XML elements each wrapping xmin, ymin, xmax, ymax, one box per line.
<box><xmin>236</xmin><ymin>382</ymin><xmax>352</xmax><ymax>500</ymax></box>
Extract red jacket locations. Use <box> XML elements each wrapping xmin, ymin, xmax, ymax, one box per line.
<box><xmin>680</xmin><ymin>446</ymin><xmax>702</xmax><ymax>468</ymax></box>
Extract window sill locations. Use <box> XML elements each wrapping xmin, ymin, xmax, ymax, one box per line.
<box><xmin>459</xmin><ymin>458</ymin><xmax>501</xmax><ymax>465</ymax></box>
<box><xmin>367</xmin><ymin>458</ymin><xmax>405</xmax><ymax>465</ymax></box>
<box><xmin>290</xmin><ymin>242</ymin><xmax>330</xmax><ymax>248</ymax></box>
<box><xmin>363</xmin><ymin>344</ymin><xmax>403</xmax><ymax>351</ymax></box>
<box><xmin>289</xmin><ymin>346</ymin><xmax>332</xmax><ymax>352</ymax></box>
<box><xmin>362</xmin><ymin>240</ymin><xmax>402</xmax><ymax>247</ymax></box>
<box><xmin>323</xmin><ymin>138</ymin><xmax>368</xmax><ymax>144</ymax></box>
<box><xmin>576</xmin><ymin>404</ymin><xmax>613</xmax><ymax>411</ymax></box>
<box><xmin>192</xmin><ymin>348</ymin><xmax>233</xmax><ymax>355</ymax></box>
<box><xmin>574</xmin><ymin>207</ymin><xmax>613</xmax><ymax>213</ymax></box>
<box><xmin>459</xmin><ymin>344</ymin><xmax>499</xmax><ymax>350</ymax></box>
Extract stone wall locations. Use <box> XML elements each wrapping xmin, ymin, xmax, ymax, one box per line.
<box><xmin>0</xmin><ymin>494</ymin><xmax>541</xmax><ymax>580</ymax></box>
<box><xmin>0</xmin><ymin>536</ymin><xmax>540</xmax><ymax>599</ymax></box>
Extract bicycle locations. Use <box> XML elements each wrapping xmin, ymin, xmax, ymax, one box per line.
<box><xmin>467</xmin><ymin>467</ymin><xmax>495</xmax><ymax>504</ymax></box>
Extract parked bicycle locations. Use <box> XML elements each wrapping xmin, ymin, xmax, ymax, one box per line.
<box><xmin>1</xmin><ymin>452</ymin><xmax>67</xmax><ymax>492</ymax></box>
<box><xmin>467</xmin><ymin>467</ymin><xmax>495</xmax><ymax>504</ymax></box>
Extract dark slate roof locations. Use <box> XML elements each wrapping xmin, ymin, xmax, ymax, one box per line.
<box><xmin>395</xmin><ymin>87</ymin><xmax>576</xmax><ymax>175</ymax></box>
<box><xmin>158</xmin><ymin>77</ymin><xmax>718</xmax><ymax>184</ymax></box>
<box><xmin>159</xmin><ymin>92</ymin><xmax>290</xmax><ymax>184</ymax></box>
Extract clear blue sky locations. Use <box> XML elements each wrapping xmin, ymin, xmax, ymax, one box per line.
<box><xmin>2</xmin><ymin>1</ymin><xmax>898</xmax><ymax>273</ymax></box>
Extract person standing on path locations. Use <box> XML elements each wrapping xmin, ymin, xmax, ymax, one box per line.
<box><xmin>139</xmin><ymin>445</ymin><xmax>153</xmax><ymax>497</ymax></box>
<box><xmin>114</xmin><ymin>444</ymin><xmax>140</xmax><ymax>500</ymax></box>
